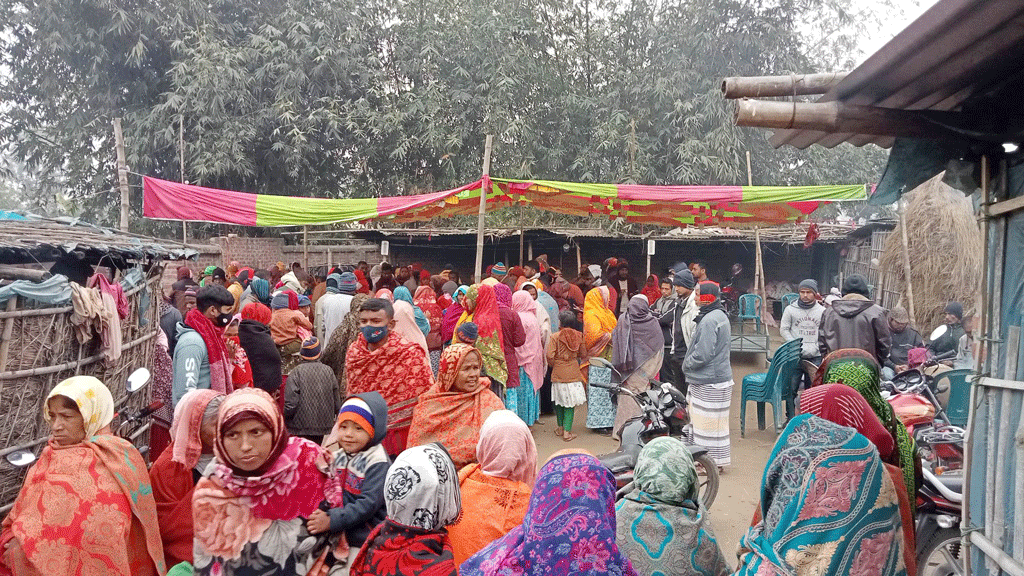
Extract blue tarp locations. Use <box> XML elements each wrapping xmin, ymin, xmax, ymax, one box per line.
<box><xmin>0</xmin><ymin>274</ymin><xmax>72</xmax><ymax>305</ymax></box>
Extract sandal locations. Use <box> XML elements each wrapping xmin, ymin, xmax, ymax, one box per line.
<box><xmin>553</xmin><ymin>427</ymin><xmax>564</xmax><ymax>437</ymax></box>
<box><xmin>562</xmin><ymin>432</ymin><xmax>578</xmax><ymax>442</ymax></box>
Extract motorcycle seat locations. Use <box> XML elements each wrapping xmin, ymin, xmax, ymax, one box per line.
<box><xmin>599</xmin><ymin>451</ymin><xmax>636</xmax><ymax>474</ymax></box>
<box><xmin>934</xmin><ymin>472</ymin><xmax>963</xmax><ymax>494</ymax></box>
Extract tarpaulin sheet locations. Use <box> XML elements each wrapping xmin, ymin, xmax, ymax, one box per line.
<box><xmin>144</xmin><ymin>176</ymin><xmax>866</xmax><ymax>228</ymax></box>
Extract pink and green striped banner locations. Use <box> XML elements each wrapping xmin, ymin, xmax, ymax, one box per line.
<box><xmin>143</xmin><ymin>176</ymin><xmax>866</xmax><ymax>228</ymax></box>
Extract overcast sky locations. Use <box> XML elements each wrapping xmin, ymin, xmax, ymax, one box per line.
<box><xmin>857</xmin><ymin>0</ymin><xmax>942</xmax><ymax>64</ymax></box>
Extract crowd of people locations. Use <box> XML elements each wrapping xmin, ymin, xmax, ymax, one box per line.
<box><xmin>0</xmin><ymin>255</ymin><xmax>961</xmax><ymax>576</ymax></box>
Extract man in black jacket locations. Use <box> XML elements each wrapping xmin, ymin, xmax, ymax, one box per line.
<box><xmin>652</xmin><ymin>277</ymin><xmax>677</xmax><ymax>385</ymax></box>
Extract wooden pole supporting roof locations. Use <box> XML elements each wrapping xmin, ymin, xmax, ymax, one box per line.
<box><xmin>721</xmin><ymin>73</ymin><xmax>848</xmax><ymax>99</ymax></box>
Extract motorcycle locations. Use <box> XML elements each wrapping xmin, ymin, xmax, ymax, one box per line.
<box><xmin>587</xmin><ymin>357</ymin><xmax>720</xmax><ymax>509</ymax></box>
<box><xmin>914</xmin><ymin>429</ymin><xmax>965</xmax><ymax>576</ymax></box>
<box><xmin>4</xmin><ymin>368</ymin><xmax>156</xmax><ymax>469</ymax></box>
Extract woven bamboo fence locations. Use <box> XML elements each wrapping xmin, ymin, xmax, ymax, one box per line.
<box><xmin>0</xmin><ymin>267</ymin><xmax>163</xmax><ymax>513</ymax></box>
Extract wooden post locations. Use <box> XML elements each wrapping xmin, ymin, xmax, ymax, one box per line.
<box><xmin>327</xmin><ymin>248</ymin><xmax>333</xmax><ymax>272</ymax></box>
<box><xmin>0</xmin><ymin>296</ymin><xmax>18</xmax><ymax>394</ymax></box>
<box><xmin>875</xmin><ymin>261</ymin><xmax>886</xmax><ymax>305</ymax></box>
<box><xmin>180</xmin><ymin>115</ymin><xmax>187</xmax><ymax>243</ymax></box>
<box><xmin>528</xmin><ymin>241</ymin><xmax>533</xmax><ymax>261</ymax></box>
<box><xmin>898</xmin><ymin>199</ymin><xmax>917</xmax><ymax>326</ymax></box>
<box><xmin>976</xmin><ymin>155</ymin><xmax>989</xmax><ymax>375</ymax></box>
<box><xmin>303</xmin><ymin>226</ymin><xmax>309</xmax><ymax>270</ymax></box>
<box><xmin>576</xmin><ymin>243</ymin><xmax>582</xmax><ymax>274</ymax></box>
<box><xmin>519</xmin><ymin>231</ymin><xmax>525</xmax><ymax>266</ymax></box>
<box><xmin>113</xmin><ymin>118</ymin><xmax>130</xmax><ymax>232</ymax></box>
<box><xmin>747</xmin><ymin>151</ymin><xmax>768</xmax><ymax>325</ymax></box>
<box><xmin>474</xmin><ymin>135</ymin><xmax>494</xmax><ymax>282</ymax></box>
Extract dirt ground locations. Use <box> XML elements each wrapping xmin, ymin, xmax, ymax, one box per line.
<box><xmin>531</xmin><ymin>337</ymin><xmax>786</xmax><ymax>566</ymax></box>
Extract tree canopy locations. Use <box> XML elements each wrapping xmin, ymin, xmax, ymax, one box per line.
<box><xmin>0</xmin><ymin>0</ymin><xmax>892</xmax><ymax>234</ymax></box>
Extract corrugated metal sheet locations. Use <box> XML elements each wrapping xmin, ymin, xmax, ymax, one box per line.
<box><xmin>769</xmin><ymin>0</ymin><xmax>1024</xmax><ymax>149</ymax></box>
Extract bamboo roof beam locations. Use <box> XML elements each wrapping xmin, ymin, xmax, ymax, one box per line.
<box><xmin>721</xmin><ymin>73</ymin><xmax>849</xmax><ymax>99</ymax></box>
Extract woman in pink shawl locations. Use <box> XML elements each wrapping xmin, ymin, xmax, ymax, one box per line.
<box><xmin>509</xmin><ymin>290</ymin><xmax>544</xmax><ymax>426</ymax></box>
<box><xmin>441</xmin><ymin>285</ymin><xmax>469</xmax><ymax>345</ymax></box>
<box><xmin>392</xmin><ymin>298</ymin><xmax>432</xmax><ymax>369</ymax></box>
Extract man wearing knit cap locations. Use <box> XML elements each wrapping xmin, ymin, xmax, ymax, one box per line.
<box><xmin>667</xmin><ymin>269</ymin><xmax>699</xmax><ymax>397</ymax></box>
<box><xmin>283</xmin><ymin>336</ymin><xmax>341</xmax><ymax>443</ymax></box>
<box><xmin>317</xmin><ymin>272</ymin><xmax>356</xmax><ymax>343</ymax></box>
<box><xmin>455</xmin><ymin>321</ymin><xmax>479</xmax><ymax>345</ymax></box>
<box><xmin>927</xmin><ymin>301</ymin><xmax>966</xmax><ymax>363</ymax></box>
<box><xmin>780</xmin><ymin>278</ymin><xmax>825</xmax><ymax>394</ymax></box>
<box><xmin>490</xmin><ymin>262</ymin><xmax>507</xmax><ymax>282</ymax></box>
<box><xmin>883</xmin><ymin>305</ymin><xmax>923</xmax><ymax>380</ymax></box>
<box><xmin>818</xmin><ymin>273</ymin><xmax>892</xmax><ymax>364</ymax></box>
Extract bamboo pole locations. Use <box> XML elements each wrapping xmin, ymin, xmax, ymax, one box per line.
<box><xmin>113</xmin><ymin>118</ymin><xmax>130</xmax><ymax>232</ymax></box>
<box><xmin>747</xmin><ymin>151</ymin><xmax>768</xmax><ymax>327</ymax></box>
<box><xmin>576</xmin><ymin>243</ymin><xmax>582</xmax><ymax>274</ymax></box>
<box><xmin>898</xmin><ymin>199</ymin><xmax>917</xmax><ymax>326</ymax></box>
<box><xmin>0</xmin><ymin>296</ymin><xmax>18</xmax><ymax>389</ymax></box>
<box><xmin>302</xmin><ymin>226</ymin><xmax>309</xmax><ymax>270</ymax></box>
<box><xmin>474</xmin><ymin>135</ymin><xmax>494</xmax><ymax>282</ymax></box>
<box><xmin>0</xmin><ymin>330</ymin><xmax>157</xmax><ymax>380</ymax></box>
<box><xmin>180</xmin><ymin>115</ymin><xmax>187</xmax><ymax>244</ymax></box>
<box><xmin>721</xmin><ymin>73</ymin><xmax>848</xmax><ymax>99</ymax></box>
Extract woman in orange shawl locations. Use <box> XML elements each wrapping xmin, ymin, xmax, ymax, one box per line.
<box><xmin>407</xmin><ymin>344</ymin><xmax>505</xmax><ymax>468</ymax></box>
<box><xmin>454</xmin><ymin>284</ymin><xmax>507</xmax><ymax>392</ymax></box>
<box><xmin>448</xmin><ymin>410</ymin><xmax>537</xmax><ymax>565</ymax></box>
<box><xmin>584</xmin><ymin>285</ymin><xmax>618</xmax><ymax>430</ymax></box>
<box><xmin>0</xmin><ymin>377</ymin><xmax>166</xmax><ymax>576</ymax></box>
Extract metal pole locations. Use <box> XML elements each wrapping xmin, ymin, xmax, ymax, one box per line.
<box><xmin>113</xmin><ymin>118</ymin><xmax>130</xmax><ymax>231</ymax></box>
<box><xmin>474</xmin><ymin>135</ymin><xmax>494</xmax><ymax>283</ymax></box>
<box><xmin>180</xmin><ymin>116</ymin><xmax>187</xmax><ymax>243</ymax></box>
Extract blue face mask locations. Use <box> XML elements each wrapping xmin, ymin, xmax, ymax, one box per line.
<box><xmin>361</xmin><ymin>325</ymin><xmax>389</xmax><ymax>344</ymax></box>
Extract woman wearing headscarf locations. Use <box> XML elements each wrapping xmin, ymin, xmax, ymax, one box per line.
<box><xmin>0</xmin><ymin>377</ymin><xmax>165</xmax><ymax>576</ymax></box>
<box><xmin>799</xmin><ymin>384</ymin><xmax>917</xmax><ymax>575</ymax></box>
<box><xmin>534</xmin><ymin>286</ymin><xmax>561</xmax><ymax>334</ymax></box>
<box><xmin>813</xmin><ymin>348</ymin><xmax>919</xmax><ymax>512</ymax></box>
<box><xmin>353</xmin><ymin>270</ymin><xmax>371</xmax><ymax>295</ymax></box>
<box><xmin>375</xmin><ymin>288</ymin><xmax>394</xmax><ymax>302</ymax></box>
<box><xmin>238</xmin><ymin>302</ymin><xmax>283</xmax><ymax>396</ymax></box>
<box><xmin>440</xmin><ymin>285</ymin><xmax>469</xmax><ymax>345</ymax></box>
<box><xmin>454</xmin><ymin>285</ymin><xmax>508</xmax><ymax>393</ymax></box>
<box><xmin>151</xmin><ymin>389</ymin><xmax>225</xmax><ymax>569</ymax></box>
<box><xmin>448</xmin><ymin>410</ymin><xmax>537</xmax><ymax>565</ymax></box>
<box><xmin>431</xmin><ymin>275</ymin><xmax>454</xmax><ymax>310</ymax></box>
<box><xmin>407</xmin><ymin>344</ymin><xmax>505</xmax><ymax>469</ymax></box>
<box><xmin>394</xmin><ymin>286</ymin><xmax>430</xmax><ymax>338</ymax></box>
<box><xmin>321</xmin><ymin>294</ymin><xmax>370</xmax><ymax>394</ymax></box>
<box><xmin>494</xmin><ymin>284</ymin><xmax>526</xmax><ymax>396</ymax></box>
<box><xmin>508</xmin><ymin>291</ymin><xmax>544</xmax><ymax>425</ymax></box>
<box><xmin>611</xmin><ymin>294</ymin><xmax>665</xmax><ymax>440</ymax></box>
<box><xmin>640</xmin><ymin>274</ymin><xmax>661</xmax><ymax>305</ymax></box>
<box><xmin>682</xmin><ymin>282</ymin><xmax>733</xmax><ymax>467</ymax></box>
<box><xmin>350</xmin><ymin>444</ymin><xmax>461</xmax><ymax>576</ymax></box>
<box><xmin>368</xmin><ymin>264</ymin><xmax>382</xmax><ymax>291</ymax></box>
<box><xmin>460</xmin><ymin>452</ymin><xmax>637</xmax><ymax>576</ymax></box>
<box><xmin>393</xmin><ymin>296</ymin><xmax>432</xmax><ymax>369</ymax></box>
<box><xmin>584</xmin><ymin>285</ymin><xmax>618</xmax><ymax>431</ymax></box>
<box><xmin>615</xmin><ymin>437</ymin><xmax>730</xmax><ymax>576</ymax></box>
<box><xmin>192</xmin><ymin>388</ymin><xmax>328</xmax><ymax>575</ymax></box>
<box><xmin>414</xmin><ymin>285</ymin><xmax>445</xmax><ymax>374</ymax></box>
<box><xmin>734</xmin><ymin>414</ymin><xmax>906</xmax><ymax>576</ymax></box>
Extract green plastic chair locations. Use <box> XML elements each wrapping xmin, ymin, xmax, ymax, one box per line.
<box><xmin>741</xmin><ymin>339</ymin><xmax>802</xmax><ymax>436</ymax></box>
<box><xmin>781</xmin><ymin>292</ymin><xmax>799</xmax><ymax>309</ymax></box>
<box><xmin>738</xmin><ymin>293</ymin><xmax>763</xmax><ymax>334</ymax></box>
<box><xmin>933</xmin><ymin>369</ymin><xmax>973</xmax><ymax>427</ymax></box>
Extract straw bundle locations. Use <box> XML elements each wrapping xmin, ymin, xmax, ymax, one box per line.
<box><xmin>879</xmin><ymin>172</ymin><xmax>982</xmax><ymax>331</ymax></box>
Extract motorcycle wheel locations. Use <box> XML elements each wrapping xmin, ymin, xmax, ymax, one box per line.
<box><xmin>693</xmin><ymin>454</ymin><xmax>719</xmax><ymax>509</ymax></box>
<box><xmin>917</xmin><ymin>527</ymin><xmax>963</xmax><ymax>576</ymax></box>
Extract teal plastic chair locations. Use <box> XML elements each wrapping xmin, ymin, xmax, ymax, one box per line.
<box><xmin>741</xmin><ymin>339</ymin><xmax>802</xmax><ymax>436</ymax></box>
<box><xmin>738</xmin><ymin>293</ymin><xmax>763</xmax><ymax>333</ymax></box>
<box><xmin>933</xmin><ymin>369</ymin><xmax>973</xmax><ymax>427</ymax></box>
<box><xmin>781</xmin><ymin>292</ymin><xmax>799</xmax><ymax>309</ymax></box>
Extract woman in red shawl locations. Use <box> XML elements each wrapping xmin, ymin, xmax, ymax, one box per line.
<box><xmin>641</xmin><ymin>274</ymin><xmax>661</xmax><ymax>305</ymax></box>
<box><xmin>150</xmin><ymin>389</ymin><xmax>224</xmax><ymax>569</ymax></box>
<box><xmin>493</xmin><ymin>284</ymin><xmax>526</xmax><ymax>393</ymax></box>
<box><xmin>440</xmin><ymin>285</ymin><xmax>469</xmax><ymax>345</ymax></box>
<box><xmin>407</xmin><ymin>344</ymin><xmax>505</xmax><ymax>468</ymax></box>
<box><xmin>414</xmin><ymin>285</ymin><xmax>445</xmax><ymax>374</ymax></box>
<box><xmin>353</xmin><ymin>270</ymin><xmax>371</xmax><ymax>294</ymax></box>
<box><xmin>454</xmin><ymin>285</ymin><xmax>508</xmax><ymax>397</ymax></box>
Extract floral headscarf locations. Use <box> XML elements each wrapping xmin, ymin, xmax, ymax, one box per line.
<box><xmin>460</xmin><ymin>452</ymin><xmax>638</xmax><ymax>576</ymax></box>
<box><xmin>735</xmin><ymin>414</ymin><xmax>905</xmax><ymax>576</ymax></box>
<box><xmin>583</xmin><ymin>285</ymin><xmax>617</xmax><ymax>357</ymax></box>
<box><xmin>616</xmin><ymin>437</ymin><xmax>730</xmax><ymax>576</ymax></box>
<box><xmin>385</xmin><ymin>443</ymin><xmax>462</xmax><ymax>530</ymax></box>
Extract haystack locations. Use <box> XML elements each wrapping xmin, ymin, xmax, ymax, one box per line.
<box><xmin>879</xmin><ymin>172</ymin><xmax>982</xmax><ymax>331</ymax></box>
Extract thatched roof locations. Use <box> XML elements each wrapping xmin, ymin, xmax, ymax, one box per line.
<box><xmin>0</xmin><ymin>214</ymin><xmax>198</xmax><ymax>266</ymax></box>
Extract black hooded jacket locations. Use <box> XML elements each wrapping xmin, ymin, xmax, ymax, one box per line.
<box><xmin>818</xmin><ymin>296</ymin><xmax>892</xmax><ymax>364</ymax></box>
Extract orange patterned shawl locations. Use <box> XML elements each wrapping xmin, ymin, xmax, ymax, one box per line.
<box><xmin>407</xmin><ymin>345</ymin><xmax>505</xmax><ymax>468</ymax></box>
<box><xmin>583</xmin><ymin>286</ymin><xmax>617</xmax><ymax>357</ymax></box>
<box><xmin>0</xmin><ymin>436</ymin><xmax>166</xmax><ymax>576</ymax></box>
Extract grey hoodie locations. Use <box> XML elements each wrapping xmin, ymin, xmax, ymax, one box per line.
<box><xmin>817</xmin><ymin>296</ymin><xmax>892</xmax><ymax>364</ymax></box>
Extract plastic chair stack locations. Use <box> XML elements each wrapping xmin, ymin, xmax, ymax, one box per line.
<box><xmin>740</xmin><ymin>339</ymin><xmax>802</xmax><ymax>436</ymax></box>
<box><xmin>933</xmin><ymin>368</ymin><xmax>974</xmax><ymax>427</ymax></box>
<box><xmin>737</xmin><ymin>293</ymin><xmax>763</xmax><ymax>334</ymax></box>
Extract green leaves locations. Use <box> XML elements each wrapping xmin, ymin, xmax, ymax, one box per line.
<box><xmin>1</xmin><ymin>0</ymin><xmax>887</xmax><ymax>234</ymax></box>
